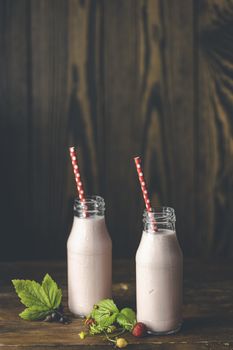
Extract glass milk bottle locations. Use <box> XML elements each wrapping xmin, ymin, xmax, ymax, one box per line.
<box><xmin>67</xmin><ymin>196</ymin><xmax>112</xmax><ymax>316</ymax></box>
<box><xmin>136</xmin><ymin>207</ymin><xmax>183</xmax><ymax>334</ymax></box>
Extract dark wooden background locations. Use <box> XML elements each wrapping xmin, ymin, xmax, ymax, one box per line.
<box><xmin>0</xmin><ymin>0</ymin><xmax>233</xmax><ymax>261</ymax></box>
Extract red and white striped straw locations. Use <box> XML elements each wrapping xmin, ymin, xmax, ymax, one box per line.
<box><xmin>69</xmin><ymin>146</ymin><xmax>85</xmax><ymax>202</ymax></box>
<box><xmin>134</xmin><ymin>156</ymin><xmax>158</xmax><ymax>231</ymax></box>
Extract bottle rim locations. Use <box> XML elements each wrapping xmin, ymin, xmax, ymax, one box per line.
<box><xmin>74</xmin><ymin>195</ymin><xmax>105</xmax><ymax>216</ymax></box>
<box><xmin>143</xmin><ymin>206</ymin><xmax>176</xmax><ymax>223</ymax></box>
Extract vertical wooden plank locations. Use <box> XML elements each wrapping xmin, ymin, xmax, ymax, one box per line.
<box><xmin>197</xmin><ymin>0</ymin><xmax>233</xmax><ymax>256</ymax></box>
<box><xmin>0</xmin><ymin>0</ymin><xmax>30</xmax><ymax>260</ymax></box>
<box><xmin>104</xmin><ymin>0</ymin><xmax>140</xmax><ymax>257</ymax></box>
<box><xmin>138</xmin><ymin>0</ymin><xmax>171</xmax><ymax>209</ymax></box>
<box><xmin>141</xmin><ymin>0</ymin><xmax>195</xmax><ymax>254</ymax></box>
<box><xmin>162</xmin><ymin>0</ymin><xmax>195</xmax><ymax>254</ymax></box>
<box><xmin>30</xmin><ymin>0</ymin><xmax>69</xmax><ymax>258</ymax></box>
<box><xmin>67</xmin><ymin>0</ymin><xmax>100</xmax><ymax>198</ymax></box>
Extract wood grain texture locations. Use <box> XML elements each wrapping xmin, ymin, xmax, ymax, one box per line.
<box><xmin>197</xmin><ymin>0</ymin><xmax>233</xmax><ymax>257</ymax></box>
<box><xmin>67</xmin><ymin>0</ymin><xmax>100</xmax><ymax>196</ymax></box>
<box><xmin>159</xmin><ymin>0</ymin><xmax>196</xmax><ymax>255</ymax></box>
<box><xmin>103</xmin><ymin>0</ymin><xmax>142</xmax><ymax>257</ymax></box>
<box><xmin>1</xmin><ymin>260</ymin><xmax>233</xmax><ymax>349</ymax></box>
<box><xmin>0</xmin><ymin>0</ymin><xmax>30</xmax><ymax>259</ymax></box>
<box><xmin>0</xmin><ymin>0</ymin><xmax>233</xmax><ymax>260</ymax></box>
<box><xmin>29</xmin><ymin>0</ymin><xmax>69</xmax><ymax>259</ymax></box>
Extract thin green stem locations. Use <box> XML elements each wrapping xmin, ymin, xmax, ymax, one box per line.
<box><xmin>104</xmin><ymin>331</ymin><xmax>116</xmax><ymax>343</ymax></box>
<box><xmin>104</xmin><ymin>328</ymin><xmax>126</xmax><ymax>343</ymax></box>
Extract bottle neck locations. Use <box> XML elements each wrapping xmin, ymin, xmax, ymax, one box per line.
<box><xmin>143</xmin><ymin>207</ymin><xmax>176</xmax><ymax>232</ymax></box>
<box><xmin>73</xmin><ymin>195</ymin><xmax>105</xmax><ymax>218</ymax></box>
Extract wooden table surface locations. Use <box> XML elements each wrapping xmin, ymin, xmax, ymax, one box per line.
<box><xmin>0</xmin><ymin>260</ymin><xmax>233</xmax><ymax>349</ymax></box>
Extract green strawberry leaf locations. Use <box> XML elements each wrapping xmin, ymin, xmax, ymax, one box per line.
<box><xmin>12</xmin><ymin>274</ymin><xmax>63</xmax><ymax>321</ymax></box>
<box><xmin>96</xmin><ymin>312</ymin><xmax>118</xmax><ymax>328</ymax></box>
<box><xmin>91</xmin><ymin>299</ymin><xmax>119</xmax><ymax>328</ymax></box>
<box><xmin>89</xmin><ymin>323</ymin><xmax>104</xmax><ymax>335</ymax></box>
<box><xmin>42</xmin><ymin>274</ymin><xmax>62</xmax><ymax>309</ymax></box>
<box><xmin>20</xmin><ymin>307</ymin><xmax>51</xmax><ymax>320</ymax></box>
<box><xmin>120</xmin><ymin>308</ymin><xmax>136</xmax><ymax>323</ymax></box>
<box><xmin>12</xmin><ymin>279</ymin><xmax>50</xmax><ymax>310</ymax></box>
<box><xmin>97</xmin><ymin>299</ymin><xmax>119</xmax><ymax>313</ymax></box>
<box><xmin>117</xmin><ymin>307</ymin><xmax>136</xmax><ymax>331</ymax></box>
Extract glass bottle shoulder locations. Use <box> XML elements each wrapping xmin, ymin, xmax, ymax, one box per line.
<box><xmin>136</xmin><ymin>229</ymin><xmax>183</xmax><ymax>267</ymax></box>
<box><xmin>67</xmin><ymin>215</ymin><xmax>112</xmax><ymax>254</ymax></box>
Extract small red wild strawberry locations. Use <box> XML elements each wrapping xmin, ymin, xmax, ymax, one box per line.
<box><xmin>132</xmin><ymin>322</ymin><xmax>147</xmax><ymax>337</ymax></box>
<box><xmin>84</xmin><ymin>317</ymin><xmax>95</xmax><ymax>327</ymax></box>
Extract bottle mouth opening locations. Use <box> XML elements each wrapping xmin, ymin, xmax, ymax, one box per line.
<box><xmin>143</xmin><ymin>207</ymin><xmax>176</xmax><ymax>223</ymax></box>
<box><xmin>74</xmin><ymin>195</ymin><xmax>105</xmax><ymax>216</ymax></box>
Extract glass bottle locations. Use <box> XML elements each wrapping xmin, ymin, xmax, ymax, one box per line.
<box><xmin>136</xmin><ymin>207</ymin><xmax>183</xmax><ymax>334</ymax></box>
<box><xmin>67</xmin><ymin>195</ymin><xmax>112</xmax><ymax>316</ymax></box>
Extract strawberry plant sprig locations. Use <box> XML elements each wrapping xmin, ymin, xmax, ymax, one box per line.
<box><xmin>80</xmin><ymin>299</ymin><xmax>145</xmax><ymax>348</ymax></box>
<box><xmin>89</xmin><ymin>299</ymin><xmax>136</xmax><ymax>333</ymax></box>
<box><xmin>12</xmin><ymin>274</ymin><xmax>70</xmax><ymax>324</ymax></box>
